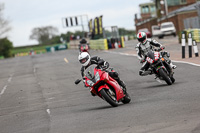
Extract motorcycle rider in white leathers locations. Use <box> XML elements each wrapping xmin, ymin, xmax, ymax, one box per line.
<box><xmin>135</xmin><ymin>32</ymin><xmax>176</xmax><ymax>76</ymax></box>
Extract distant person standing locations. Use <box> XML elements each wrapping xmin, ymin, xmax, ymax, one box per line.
<box><xmin>76</xmin><ymin>35</ymin><xmax>80</xmax><ymax>40</ymax></box>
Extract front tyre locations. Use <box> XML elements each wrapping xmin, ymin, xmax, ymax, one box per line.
<box><xmin>99</xmin><ymin>89</ymin><xmax>118</xmax><ymax>107</ymax></box>
<box><xmin>170</xmin><ymin>76</ymin><xmax>175</xmax><ymax>83</ymax></box>
<box><xmin>159</xmin><ymin>68</ymin><xmax>172</xmax><ymax>85</ymax></box>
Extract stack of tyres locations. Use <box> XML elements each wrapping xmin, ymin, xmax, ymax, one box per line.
<box><xmin>192</xmin><ymin>29</ymin><xmax>200</xmax><ymax>42</ymax></box>
<box><xmin>185</xmin><ymin>29</ymin><xmax>200</xmax><ymax>43</ymax></box>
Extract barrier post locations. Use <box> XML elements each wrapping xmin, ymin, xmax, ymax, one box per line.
<box><xmin>182</xmin><ymin>33</ymin><xmax>186</xmax><ymax>58</ymax></box>
<box><xmin>193</xmin><ymin>40</ymin><xmax>199</xmax><ymax>57</ymax></box>
<box><xmin>188</xmin><ymin>33</ymin><xmax>192</xmax><ymax>58</ymax></box>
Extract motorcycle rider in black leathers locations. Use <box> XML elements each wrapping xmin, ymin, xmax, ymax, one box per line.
<box><xmin>78</xmin><ymin>52</ymin><xmax>126</xmax><ymax>96</ymax></box>
<box><xmin>135</xmin><ymin>32</ymin><xmax>176</xmax><ymax>76</ymax></box>
<box><xmin>78</xmin><ymin>38</ymin><xmax>89</xmax><ymax>52</ymax></box>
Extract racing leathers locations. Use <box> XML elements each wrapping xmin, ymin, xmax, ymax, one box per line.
<box><xmin>135</xmin><ymin>38</ymin><xmax>174</xmax><ymax>76</ymax></box>
<box><xmin>80</xmin><ymin>56</ymin><xmax>126</xmax><ymax>91</ymax></box>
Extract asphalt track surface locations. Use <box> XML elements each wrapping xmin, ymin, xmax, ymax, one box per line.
<box><xmin>0</xmin><ymin>47</ymin><xmax>200</xmax><ymax>133</ymax></box>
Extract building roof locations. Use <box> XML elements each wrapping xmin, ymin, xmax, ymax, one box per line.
<box><xmin>139</xmin><ymin>2</ymin><xmax>155</xmax><ymax>7</ymax></box>
<box><xmin>168</xmin><ymin>1</ymin><xmax>200</xmax><ymax>16</ymax></box>
<box><xmin>158</xmin><ymin>2</ymin><xmax>200</xmax><ymax>21</ymax></box>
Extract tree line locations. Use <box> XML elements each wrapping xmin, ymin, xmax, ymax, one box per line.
<box><xmin>0</xmin><ymin>2</ymin><xmax>135</xmax><ymax>58</ymax></box>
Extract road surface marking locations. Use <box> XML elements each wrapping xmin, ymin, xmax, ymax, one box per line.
<box><xmin>34</xmin><ymin>67</ymin><xmax>36</xmax><ymax>73</ymax></box>
<box><xmin>0</xmin><ymin>85</ymin><xmax>7</xmax><ymax>95</ymax></box>
<box><xmin>64</xmin><ymin>58</ymin><xmax>69</xmax><ymax>63</ymax></box>
<box><xmin>0</xmin><ymin>74</ymin><xmax>14</xmax><ymax>98</ymax></box>
<box><xmin>105</xmin><ymin>51</ymin><xmax>200</xmax><ymax>67</ymax></box>
<box><xmin>172</xmin><ymin>60</ymin><xmax>200</xmax><ymax>67</ymax></box>
<box><xmin>8</xmin><ymin>76</ymin><xmax>12</xmax><ymax>82</ymax></box>
<box><xmin>46</xmin><ymin>109</ymin><xmax>51</xmax><ymax>115</ymax></box>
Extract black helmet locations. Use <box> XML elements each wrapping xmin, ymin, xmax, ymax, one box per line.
<box><xmin>80</xmin><ymin>38</ymin><xmax>87</xmax><ymax>44</ymax></box>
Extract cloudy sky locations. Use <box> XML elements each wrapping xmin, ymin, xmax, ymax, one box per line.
<box><xmin>1</xmin><ymin>0</ymin><xmax>151</xmax><ymax>47</ymax></box>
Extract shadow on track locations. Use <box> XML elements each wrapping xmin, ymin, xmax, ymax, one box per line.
<box><xmin>143</xmin><ymin>81</ymin><xmax>183</xmax><ymax>89</ymax></box>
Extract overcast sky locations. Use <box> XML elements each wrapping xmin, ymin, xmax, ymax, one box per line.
<box><xmin>1</xmin><ymin>0</ymin><xmax>151</xmax><ymax>47</ymax></box>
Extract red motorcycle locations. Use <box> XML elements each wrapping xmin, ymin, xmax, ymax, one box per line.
<box><xmin>75</xmin><ymin>64</ymin><xmax>131</xmax><ymax>107</ymax></box>
<box><xmin>79</xmin><ymin>44</ymin><xmax>89</xmax><ymax>53</ymax></box>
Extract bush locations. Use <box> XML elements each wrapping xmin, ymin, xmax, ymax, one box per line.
<box><xmin>0</xmin><ymin>38</ymin><xmax>13</xmax><ymax>58</ymax></box>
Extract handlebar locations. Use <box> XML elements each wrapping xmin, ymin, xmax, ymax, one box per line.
<box><xmin>154</xmin><ymin>48</ymin><xmax>163</xmax><ymax>52</ymax></box>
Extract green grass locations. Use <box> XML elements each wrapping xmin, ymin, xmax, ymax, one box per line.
<box><xmin>0</xmin><ymin>56</ymin><xmax>4</xmax><ymax>59</ymax></box>
<box><xmin>12</xmin><ymin>43</ymin><xmax>67</xmax><ymax>55</ymax></box>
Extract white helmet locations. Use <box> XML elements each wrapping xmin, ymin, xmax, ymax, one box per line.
<box><xmin>78</xmin><ymin>52</ymin><xmax>91</xmax><ymax>66</ymax></box>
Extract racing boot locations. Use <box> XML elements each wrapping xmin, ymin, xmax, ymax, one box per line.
<box><xmin>90</xmin><ymin>89</ymin><xmax>96</xmax><ymax>96</ymax></box>
<box><xmin>90</xmin><ymin>91</ymin><xmax>96</xmax><ymax>96</ymax></box>
<box><xmin>118</xmin><ymin>80</ymin><xmax>127</xmax><ymax>94</ymax></box>
<box><xmin>170</xmin><ymin>62</ymin><xmax>177</xmax><ymax>69</ymax></box>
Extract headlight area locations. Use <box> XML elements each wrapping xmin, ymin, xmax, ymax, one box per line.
<box><xmin>86</xmin><ymin>72</ymin><xmax>101</xmax><ymax>87</ymax></box>
<box><xmin>87</xmin><ymin>80</ymin><xmax>94</xmax><ymax>86</ymax></box>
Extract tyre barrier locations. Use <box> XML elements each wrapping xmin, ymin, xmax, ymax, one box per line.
<box><xmin>69</xmin><ymin>37</ymin><xmax>125</xmax><ymax>50</ymax></box>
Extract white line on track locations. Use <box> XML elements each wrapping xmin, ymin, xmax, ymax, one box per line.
<box><xmin>0</xmin><ymin>74</ymin><xmax>14</xmax><ymax>98</ymax></box>
<box><xmin>46</xmin><ymin>109</ymin><xmax>51</xmax><ymax>115</ymax></box>
<box><xmin>172</xmin><ymin>60</ymin><xmax>200</xmax><ymax>67</ymax></box>
<box><xmin>64</xmin><ymin>58</ymin><xmax>69</xmax><ymax>63</ymax></box>
<box><xmin>8</xmin><ymin>76</ymin><xmax>12</xmax><ymax>82</ymax></box>
<box><xmin>105</xmin><ymin>51</ymin><xmax>200</xmax><ymax>67</ymax></box>
<box><xmin>33</xmin><ymin>67</ymin><xmax>36</xmax><ymax>73</ymax></box>
<box><xmin>0</xmin><ymin>85</ymin><xmax>7</xmax><ymax>95</ymax></box>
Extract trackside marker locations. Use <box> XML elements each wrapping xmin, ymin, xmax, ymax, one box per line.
<box><xmin>64</xmin><ymin>58</ymin><xmax>69</xmax><ymax>63</ymax></box>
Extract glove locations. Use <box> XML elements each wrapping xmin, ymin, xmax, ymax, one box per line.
<box><xmin>101</xmin><ymin>61</ymin><xmax>109</xmax><ymax>70</ymax></box>
<box><xmin>160</xmin><ymin>45</ymin><xmax>165</xmax><ymax>50</ymax></box>
<box><xmin>98</xmin><ymin>60</ymin><xmax>104</xmax><ymax>65</ymax></box>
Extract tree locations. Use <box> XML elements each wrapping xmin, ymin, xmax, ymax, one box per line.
<box><xmin>29</xmin><ymin>26</ymin><xmax>58</xmax><ymax>45</ymax></box>
<box><xmin>0</xmin><ymin>3</ymin><xmax>11</xmax><ymax>38</ymax></box>
<box><xmin>0</xmin><ymin>38</ymin><xmax>13</xmax><ymax>58</ymax></box>
<box><xmin>119</xmin><ymin>28</ymin><xmax>136</xmax><ymax>36</ymax></box>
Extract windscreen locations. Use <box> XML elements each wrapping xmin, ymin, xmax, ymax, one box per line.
<box><xmin>84</xmin><ymin>64</ymin><xmax>97</xmax><ymax>80</ymax></box>
<box><xmin>147</xmin><ymin>51</ymin><xmax>154</xmax><ymax>59</ymax></box>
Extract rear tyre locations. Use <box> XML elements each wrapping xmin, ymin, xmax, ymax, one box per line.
<box><xmin>159</xmin><ymin>69</ymin><xmax>172</xmax><ymax>85</ymax></box>
<box><xmin>122</xmin><ymin>92</ymin><xmax>131</xmax><ymax>104</ymax></box>
<box><xmin>99</xmin><ymin>89</ymin><xmax>118</xmax><ymax>107</ymax></box>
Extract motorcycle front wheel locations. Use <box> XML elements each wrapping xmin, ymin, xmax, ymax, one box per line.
<box><xmin>158</xmin><ymin>68</ymin><xmax>172</xmax><ymax>85</ymax></box>
<box><xmin>100</xmin><ymin>88</ymin><xmax>118</xmax><ymax>107</ymax></box>
<box><xmin>170</xmin><ymin>76</ymin><xmax>175</xmax><ymax>83</ymax></box>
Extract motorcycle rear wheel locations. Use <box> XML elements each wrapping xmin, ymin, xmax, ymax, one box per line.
<box><xmin>159</xmin><ymin>69</ymin><xmax>172</xmax><ymax>85</ymax></box>
<box><xmin>100</xmin><ymin>89</ymin><xmax>118</xmax><ymax>107</ymax></box>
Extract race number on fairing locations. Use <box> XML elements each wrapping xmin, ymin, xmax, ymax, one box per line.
<box><xmin>146</xmin><ymin>57</ymin><xmax>154</xmax><ymax>64</ymax></box>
